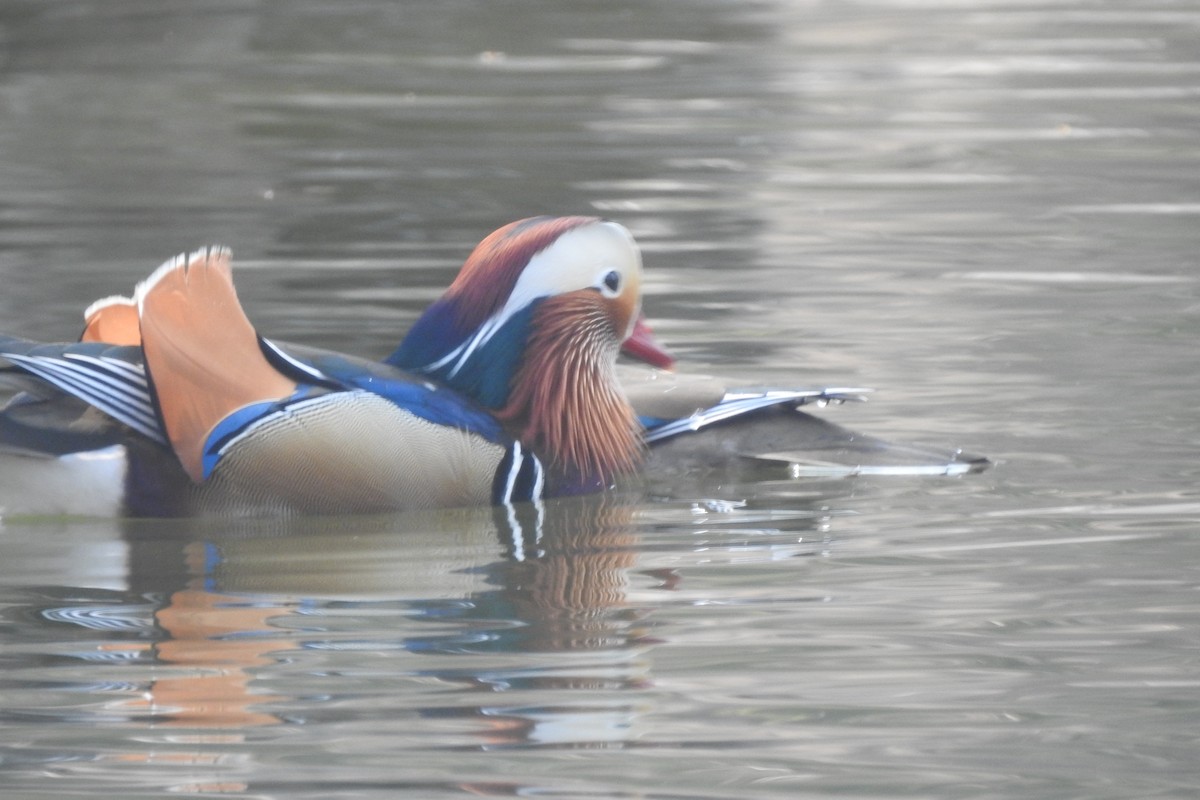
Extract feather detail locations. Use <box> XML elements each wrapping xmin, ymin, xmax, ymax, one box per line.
<box><xmin>496</xmin><ymin>291</ymin><xmax>643</xmax><ymax>489</ymax></box>
<box><xmin>135</xmin><ymin>246</ymin><xmax>298</xmax><ymax>482</ymax></box>
<box><xmin>81</xmin><ymin>295</ymin><xmax>141</xmax><ymax>345</ymax></box>
<box><xmin>444</xmin><ymin>216</ymin><xmax>598</xmax><ymax>332</ymax></box>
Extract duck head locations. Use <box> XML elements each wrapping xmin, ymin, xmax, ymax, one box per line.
<box><xmin>388</xmin><ymin>216</ymin><xmax>673</xmax><ymax>491</ymax></box>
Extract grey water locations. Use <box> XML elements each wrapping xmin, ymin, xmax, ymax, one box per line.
<box><xmin>2</xmin><ymin>1</ymin><xmax>1199</xmax><ymax>798</ymax></box>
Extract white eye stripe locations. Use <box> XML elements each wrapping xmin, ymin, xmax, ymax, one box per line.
<box><xmin>435</xmin><ymin>221</ymin><xmax>641</xmax><ymax>365</ymax></box>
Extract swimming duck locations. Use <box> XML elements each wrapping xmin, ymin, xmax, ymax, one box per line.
<box><xmin>0</xmin><ymin>216</ymin><xmax>975</xmax><ymax>518</ymax></box>
<box><xmin>0</xmin><ymin>217</ymin><xmax>682</xmax><ymax>516</ymax></box>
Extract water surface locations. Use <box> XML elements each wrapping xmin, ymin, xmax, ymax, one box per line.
<box><xmin>1</xmin><ymin>1</ymin><xmax>1199</xmax><ymax>798</ymax></box>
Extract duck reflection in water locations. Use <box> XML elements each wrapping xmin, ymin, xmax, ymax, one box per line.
<box><xmin>114</xmin><ymin>492</ymin><xmax>663</xmax><ymax>756</ymax></box>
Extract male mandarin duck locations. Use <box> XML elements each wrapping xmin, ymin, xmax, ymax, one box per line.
<box><xmin>0</xmin><ymin>216</ymin><xmax>980</xmax><ymax>518</ymax></box>
<box><xmin>0</xmin><ymin>216</ymin><xmax>676</xmax><ymax>516</ymax></box>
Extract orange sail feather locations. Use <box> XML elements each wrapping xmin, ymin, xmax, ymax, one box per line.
<box><xmin>135</xmin><ymin>247</ymin><xmax>298</xmax><ymax>482</ymax></box>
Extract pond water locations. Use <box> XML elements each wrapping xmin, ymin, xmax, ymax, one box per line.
<box><xmin>2</xmin><ymin>1</ymin><xmax>1199</xmax><ymax>798</ymax></box>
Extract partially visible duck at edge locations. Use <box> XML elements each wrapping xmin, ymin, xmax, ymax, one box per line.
<box><xmin>0</xmin><ymin>216</ymin><xmax>984</xmax><ymax>518</ymax></box>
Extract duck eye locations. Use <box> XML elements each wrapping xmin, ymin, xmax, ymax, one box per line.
<box><xmin>601</xmin><ymin>270</ymin><xmax>621</xmax><ymax>296</ymax></box>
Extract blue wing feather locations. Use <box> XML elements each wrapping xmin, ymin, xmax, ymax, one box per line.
<box><xmin>384</xmin><ymin>298</ymin><xmax>463</xmax><ymax>371</ymax></box>
<box><xmin>387</xmin><ymin>301</ymin><xmax>538</xmax><ymax>410</ymax></box>
<box><xmin>1</xmin><ymin>335</ymin><xmax>512</xmax><ymax>452</ymax></box>
<box><xmin>261</xmin><ymin>339</ymin><xmax>509</xmax><ymax>442</ymax></box>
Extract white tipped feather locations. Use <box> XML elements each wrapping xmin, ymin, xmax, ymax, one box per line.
<box><xmin>2</xmin><ymin>352</ymin><xmax>164</xmax><ymax>443</ymax></box>
<box><xmin>133</xmin><ymin>246</ymin><xmax>232</xmax><ymax>315</ymax></box>
<box><xmin>642</xmin><ymin>388</ymin><xmax>872</xmax><ymax>444</ymax></box>
<box><xmin>82</xmin><ymin>294</ymin><xmax>135</xmax><ymax>324</ymax></box>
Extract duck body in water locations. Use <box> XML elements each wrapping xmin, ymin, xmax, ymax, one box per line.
<box><xmin>0</xmin><ymin>217</ymin><xmax>984</xmax><ymax>517</ymax></box>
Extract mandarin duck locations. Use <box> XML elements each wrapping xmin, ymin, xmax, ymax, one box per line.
<box><xmin>0</xmin><ymin>216</ymin><xmax>979</xmax><ymax>518</ymax></box>
<box><xmin>1</xmin><ymin>217</ymin><xmax>680</xmax><ymax>516</ymax></box>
